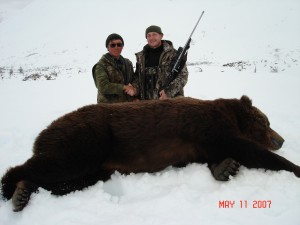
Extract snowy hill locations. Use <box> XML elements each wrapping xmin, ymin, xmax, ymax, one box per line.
<box><xmin>0</xmin><ymin>0</ymin><xmax>300</xmax><ymax>80</ymax></box>
<box><xmin>0</xmin><ymin>1</ymin><xmax>300</xmax><ymax>225</ymax></box>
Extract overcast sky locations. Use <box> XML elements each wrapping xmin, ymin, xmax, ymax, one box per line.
<box><xmin>0</xmin><ymin>0</ymin><xmax>33</xmax><ymax>23</ymax></box>
<box><xmin>0</xmin><ymin>0</ymin><xmax>33</xmax><ymax>8</ymax></box>
<box><xmin>0</xmin><ymin>0</ymin><xmax>33</xmax><ymax>15</ymax></box>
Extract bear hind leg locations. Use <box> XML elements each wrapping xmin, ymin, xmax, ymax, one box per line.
<box><xmin>48</xmin><ymin>169</ymin><xmax>113</xmax><ymax>196</ymax></box>
<box><xmin>9</xmin><ymin>169</ymin><xmax>113</xmax><ymax>212</ymax></box>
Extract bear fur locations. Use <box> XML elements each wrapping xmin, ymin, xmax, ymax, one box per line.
<box><xmin>1</xmin><ymin>96</ymin><xmax>300</xmax><ymax>211</ymax></box>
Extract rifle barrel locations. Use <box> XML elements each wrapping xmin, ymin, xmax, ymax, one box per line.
<box><xmin>162</xmin><ymin>11</ymin><xmax>205</xmax><ymax>91</ymax></box>
<box><xmin>173</xmin><ymin>11</ymin><xmax>205</xmax><ymax>73</ymax></box>
<box><xmin>188</xmin><ymin>11</ymin><xmax>205</xmax><ymax>41</ymax></box>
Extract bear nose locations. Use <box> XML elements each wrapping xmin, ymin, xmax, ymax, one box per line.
<box><xmin>272</xmin><ymin>137</ymin><xmax>284</xmax><ymax>150</ymax></box>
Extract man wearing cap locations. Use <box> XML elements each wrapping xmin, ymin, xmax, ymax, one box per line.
<box><xmin>134</xmin><ymin>25</ymin><xmax>188</xmax><ymax>100</ymax></box>
<box><xmin>92</xmin><ymin>33</ymin><xmax>137</xmax><ymax>103</ymax></box>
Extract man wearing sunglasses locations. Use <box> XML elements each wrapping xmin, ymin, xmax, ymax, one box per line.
<box><xmin>92</xmin><ymin>33</ymin><xmax>137</xmax><ymax>103</ymax></box>
<box><xmin>134</xmin><ymin>25</ymin><xmax>188</xmax><ymax>100</ymax></box>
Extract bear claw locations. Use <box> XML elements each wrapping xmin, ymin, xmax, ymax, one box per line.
<box><xmin>211</xmin><ymin>158</ymin><xmax>240</xmax><ymax>181</ymax></box>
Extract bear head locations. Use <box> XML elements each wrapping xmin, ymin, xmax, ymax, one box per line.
<box><xmin>239</xmin><ymin>95</ymin><xmax>284</xmax><ymax>151</ymax></box>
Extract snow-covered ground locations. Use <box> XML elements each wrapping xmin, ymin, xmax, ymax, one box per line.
<box><xmin>0</xmin><ymin>0</ymin><xmax>300</xmax><ymax>225</ymax></box>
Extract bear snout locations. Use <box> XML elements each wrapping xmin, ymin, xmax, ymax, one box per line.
<box><xmin>271</xmin><ymin>136</ymin><xmax>284</xmax><ymax>150</ymax></box>
<box><xmin>268</xmin><ymin>128</ymin><xmax>284</xmax><ymax>150</ymax></box>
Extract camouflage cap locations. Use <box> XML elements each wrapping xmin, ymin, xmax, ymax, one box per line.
<box><xmin>145</xmin><ymin>25</ymin><xmax>163</xmax><ymax>38</ymax></box>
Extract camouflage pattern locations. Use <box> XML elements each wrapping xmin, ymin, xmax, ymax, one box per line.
<box><xmin>134</xmin><ymin>40</ymin><xmax>188</xmax><ymax>100</ymax></box>
<box><xmin>92</xmin><ymin>53</ymin><xmax>136</xmax><ymax>103</ymax></box>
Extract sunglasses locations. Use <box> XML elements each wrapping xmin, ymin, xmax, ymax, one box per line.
<box><xmin>109</xmin><ymin>43</ymin><xmax>123</xmax><ymax>48</ymax></box>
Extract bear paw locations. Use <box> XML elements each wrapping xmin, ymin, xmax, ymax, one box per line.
<box><xmin>12</xmin><ymin>180</ymin><xmax>38</xmax><ymax>212</ymax></box>
<box><xmin>294</xmin><ymin>166</ymin><xmax>300</xmax><ymax>178</ymax></box>
<box><xmin>211</xmin><ymin>158</ymin><xmax>240</xmax><ymax>181</ymax></box>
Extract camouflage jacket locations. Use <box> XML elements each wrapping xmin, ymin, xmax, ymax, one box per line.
<box><xmin>134</xmin><ymin>40</ymin><xmax>188</xmax><ymax>100</ymax></box>
<box><xmin>92</xmin><ymin>53</ymin><xmax>136</xmax><ymax>103</ymax></box>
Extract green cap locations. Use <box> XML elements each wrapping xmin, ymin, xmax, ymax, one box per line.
<box><xmin>145</xmin><ymin>25</ymin><xmax>163</xmax><ymax>38</ymax></box>
<box><xmin>105</xmin><ymin>33</ymin><xmax>124</xmax><ymax>48</ymax></box>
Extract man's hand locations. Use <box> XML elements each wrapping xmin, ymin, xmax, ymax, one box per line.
<box><xmin>159</xmin><ymin>90</ymin><xmax>168</xmax><ymax>100</ymax></box>
<box><xmin>123</xmin><ymin>83</ymin><xmax>137</xmax><ymax>96</ymax></box>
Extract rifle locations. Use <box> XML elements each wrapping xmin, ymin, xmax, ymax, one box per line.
<box><xmin>162</xmin><ymin>11</ymin><xmax>204</xmax><ymax>92</ymax></box>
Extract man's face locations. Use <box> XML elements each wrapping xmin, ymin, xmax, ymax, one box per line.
<box><xmin>107</xmin><ymin>39</ymin><xmax>123</xmax><ymax>58</ymax></box>
<box><xmin>146</xmin><ymin>32</ymin><xmax>163</xmax><ymax>49</ymax></box>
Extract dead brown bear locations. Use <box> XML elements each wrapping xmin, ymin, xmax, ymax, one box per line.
<box><xmin>1</xmin><ymin>96</ymin><xmax>300</xmax><ymax>212</ymax></box>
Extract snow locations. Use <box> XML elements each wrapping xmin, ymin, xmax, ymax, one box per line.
<box><xmin>0</xmin><ymin>0</ymin><xmax>300</xmax><ymax>224</ymax></box>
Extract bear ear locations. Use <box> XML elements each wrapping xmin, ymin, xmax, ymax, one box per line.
<box><xmin>240</xmin><ymin>95</ymin><xmax>252</xmax><ymax>108</ymax></box>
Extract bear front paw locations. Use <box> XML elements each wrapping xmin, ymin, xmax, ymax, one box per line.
<box><xmin>294</xmin><ymin>166</ymin><xmax>300</xmax><ymax>178</ymax></box>
<box><xmin>211</xmin><ymin>158</ymin><xmax>240</xmax><ymax>181</ymax></box>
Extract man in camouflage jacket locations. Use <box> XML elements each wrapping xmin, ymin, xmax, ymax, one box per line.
<box><xmin>134</xmin><ymin>25</ymin><xmax>188</xmax><ymax>100</ymax></box>
<box><xmin>92</xmin><ymin>33</ymin><xmax>137</xmax><ymax>103</ymax></box>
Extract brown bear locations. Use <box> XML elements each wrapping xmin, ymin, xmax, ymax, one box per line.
<box><xmin>1</xmin><ymin>96</ymin><xmax>300</xmax><ymax>212</ymax></box>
